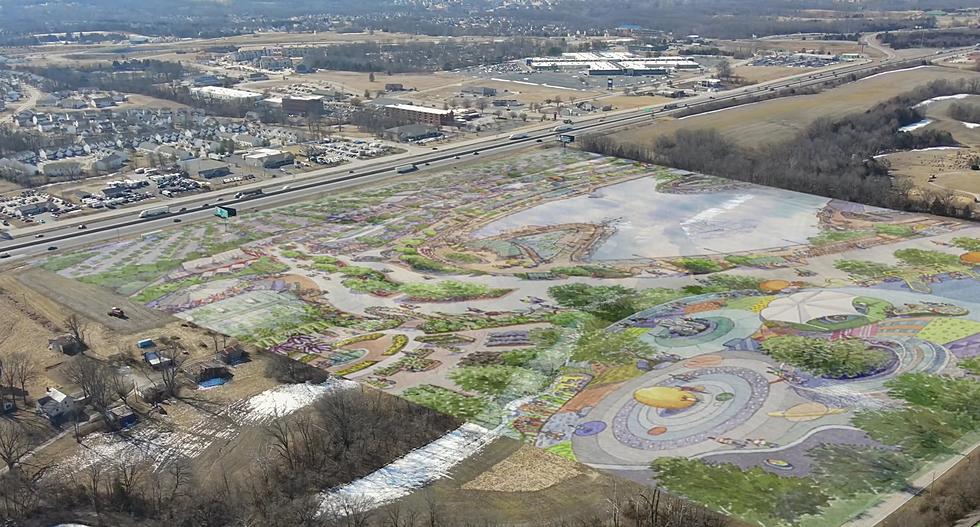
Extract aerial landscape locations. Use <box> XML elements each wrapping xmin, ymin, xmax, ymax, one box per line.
<box><xmin>0</xmin><ymin>1</ymin><xmax>979</xmax><ymax>527</ymax></box>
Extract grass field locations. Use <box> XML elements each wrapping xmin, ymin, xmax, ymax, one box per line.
<box><xmin>608</xmin><ymin>66</ymin><xmax>980</xmax><ymax>148</ymax></box>
<box><xmin>877</xmin><ymin>94</ymin><xmax>980</xmax><ymax>199</ymax></box>
<box><xmin>732</xmin><ymin>65</ymin><xmax>817</xmax><ymax>84</ymax></box>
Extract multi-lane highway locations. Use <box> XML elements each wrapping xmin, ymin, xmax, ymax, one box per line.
<box><xmin>1</xmin><ymin>46</ymin><xmax>973</xmax><ymax>262</ymax></box>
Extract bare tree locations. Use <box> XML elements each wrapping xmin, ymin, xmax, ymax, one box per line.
<box><xmin>64</xmin><ymin>357</ymin><xmax>117</xmax><ymax>425</ymax></box>
<box><xmin>1</xmin><ymin>358</ymin><xmax>17</xmax><ymax>408</ymax></box>
<box><xmin>717</xmin><ymin>59</ymin><xmax>732</xmax><ymax>80</ymax></box>
<box><xmin>6</xmin><ymin>352</ymin><xmax>36</xmax><ymax>406</ymax></box>
<box><xmin>159</xmin><ymin>343</ymin><xmax>186</xmax><ymax>398</ymax></box>
<box><xmin>63</xmin><ymin>314</ymin><xmax>88</xmax><ymax>350</ymax></box>
<box><xmin>0</xmin><ymin>420</ymin><xmax>31</xmax><ymax>471</ymax></box>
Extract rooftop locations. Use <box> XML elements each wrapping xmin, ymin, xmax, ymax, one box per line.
<box><xmin>385</xmin><ymin>103</ymin><xmax>453</xmax><ymax>116</ymax></box>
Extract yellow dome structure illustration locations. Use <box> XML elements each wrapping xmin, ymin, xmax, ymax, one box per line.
<box><xmin>759</xmin><ymin>279</ymin><xmax>791</xmax><ymax>293</ymax></box>
<box><xmin>633</xmin><ymin>386</ymin><xmax>699</xmax><ymax>410</ymax></box>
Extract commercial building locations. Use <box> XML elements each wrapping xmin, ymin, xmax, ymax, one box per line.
<box><xmin>526</xmin><ymin>51</ymin><xmax>701</xmax><ymax>76</ymax></box>
<box><xmin>462</xmin><ymin>86</ymin><xmax>498</xmax><ymax>97</ymax></box>
<box><xmin>243</xmin><ymin>148</ymin><xmax>294</xmax><ymax>168</ymax></box>
<box><xmin>384</xmin><ymin>124</ymin><xmax>442</xmax><ymax>143</ymax></box>
<box><xmin>384</xmin><ymin>103</ymin><xmax>455</xmax><ymax>126</ymax></box>
<box><xmin>190</xmin><ymin>86</ymin><xmax>264</xmax><ymax>103</ymax></box>
<box><xmin>181</xmin><ymin>158</ymin><xmax>232</xmax><ymax>179</ymax></box>
<box><xmin>281</xmin><ymin>95</ymin><xmax>324</xmax><ymax>116</ymax></box>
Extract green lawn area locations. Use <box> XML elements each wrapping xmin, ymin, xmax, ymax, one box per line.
<box><xmin>134</xmin><ymin>276</ymin><xmax>206</xmax><ymax>303</ymax></box>
<box><xmin>41</xmin><ymin>252</ymin><xmax>97</xmax><ymax>272</ymax></box>
<box><xmin>400</xmin><ymin>281</ymin><xmax>511</xmax><ymax>302</ymax></box>
<box><xmin>808</xmin><ymin>230</ymin><xmax>872</xmax><ymax>246</ymax></box>
<box><xmin>77</xmin><ymin>259</ymin><xmax>182</xmax><ymax>293</ymax></box>
<box><xmin>401</xmin><ymin>384</ymin><xmax>488</xmax><ymax>420</ymax></box>
<box><xmin>917</xmin><ymin>318</ymin><xmax>980</xmax><ymax>345</ymax></box>
<box><xmin>232</xmin><ymin>256</ymin><xmax>290</xmax><ymax>277</ymax></box>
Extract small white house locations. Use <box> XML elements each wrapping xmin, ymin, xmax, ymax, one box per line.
<box><xmin>36</xmin><ymin>388</ymin><xmax>77</xmax><ymax>420</ymax></box>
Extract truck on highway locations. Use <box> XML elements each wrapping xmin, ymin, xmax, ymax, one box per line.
<box><xmin>508</xmin><ymin>133</ymin><xmax>529</xmax><ymax>140</ymax></box>
<box><xmin>552</xmin><ymin>124</ymin><xmax>574</xmax><ymax>132</ymax></box>
<box><xmin>138</xmin><ymin>206</ymin><xmax>169</xmax><ymax>218</ymax></box>
<box><xmin>235</xmin><ymin>188</ymin><xmax>264</xmax><ymax>199</ymax></box>
<box><xmin>396</xmin><ymin>164</ymin><xmax>418</xmax><ymax>174</ymax></box>
<box><xmin>663</xmin><ymin>103</ymin><xmax>678</xmax><ymax>110</ymax></box>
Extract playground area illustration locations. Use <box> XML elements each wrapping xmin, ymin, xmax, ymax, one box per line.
<box><xmin>43</xmin><ymin>148</ymin><xmax>980</xmax><ymax>527</ymax></box>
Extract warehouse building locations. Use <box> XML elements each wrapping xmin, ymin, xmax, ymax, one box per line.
<box><xmin>281</xmin><ymin>95</ymin><xmax>324</xmax><ymax>116</ymax></box>
<box><xmin>526</xmin><ymin>51</ymin><xmax>701</xmax><ymax>75</ymax></box>
<box><xmin>243</xmin><ymin>148</ymin><xmax>294</xmax><ymax>168</ymax></box>
<box><xmin>190</xmin><ymin>86</ymin><xmax>264</xmax><ymax>103</ymax></box>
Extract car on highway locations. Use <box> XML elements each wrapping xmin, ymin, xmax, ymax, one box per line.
<box><xmin>201</xmin><ymin>203</ymin><xmax>210</xmax><ymax>208</ymax></box>
<box><xmin>47</xmin><ymin>246</ymin><xmax>57</xmax><ymax>251</ymax></box>
<box><xmin>173</xmin><ymin>218</ymin><xmax>182</xmax><ymax>223</ymax></box>
<box><xmin>34</xmin><ymin>234</ymin><xmax>43</xmax><ymax>238</ymax></box>
<box><xmin>179</xmin><ymin>207</ymin><xmax>188</xmax><ymax>212</ymax></box>
<box><xmin>77</xmin><ymin>224</ymin><xmax>87</xmax><ymax>230</ymax></box>
<box><xmin>454</xmin><ymin>155</ymin><xmax>460</xmax><ymax>159</ymax></box>
<box><xmin>0</xmin><ymin>253</ymin><xmax>10</xmax><ymax>259</ymax></box>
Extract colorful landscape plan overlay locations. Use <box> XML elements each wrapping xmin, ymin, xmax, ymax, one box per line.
<box><xmin>42</xmin><ymin>147</ymin><xmax>980</xmax><ymax>527</ymax></box>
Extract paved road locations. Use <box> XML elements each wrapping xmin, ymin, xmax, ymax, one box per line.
<box><xmin>0</xmin><ymin>46</ymin><xmax>972</xmax><ymax>263</ymax></box>
<box><xmin>861</xmin><ymin>32</ymin><xmax>898</xmax><ymax>59</ymax></box>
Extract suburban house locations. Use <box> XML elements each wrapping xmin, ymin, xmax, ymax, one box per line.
<box><xmin>36</xmin><ymin>388</ymin><xmax>77</xmax><ymax>421</ymax></box>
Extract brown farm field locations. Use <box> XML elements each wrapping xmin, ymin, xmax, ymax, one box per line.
<box><xmin>732</xmin><ymin>65</ymin><xmax>817</xmax><ymax>84</ymax></box>
<box><xmin>608</xmin><ymin>66</ymin><xmax>980</xmax><ymax>148</ymax></box>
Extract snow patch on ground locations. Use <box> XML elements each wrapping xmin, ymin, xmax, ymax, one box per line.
<box><xmin>873</xmin><ymin>145</ymin><xmax>961</xmax><ymax>159</ymax></box>
<box><xmin>898</xmin><ymin>119</ymin><xmax>933</xmax><ymax>132</ymax></box>
<box><xmin>858</xmin><ymin>65</ymin><xmax>931</xmax><ymax>82</ymax></box>
<box><xmin>913</xmin><ymin>93</ymin><xmax>973</xmax><ymax>108</ymax></box>
<box><xmin>57</xmin><ymin>414</ymin><xmax>238</xmax><ymax>476</ymax></box>
<box><xmin>242</xmin><ymin>378</ymin><xmax>359</xmax><ymax>422</ymax></box>
<box><xmin>54</xmin><ymin>380</ymin><xmax>357</xmax><ymax>477</ymax></box>
<box><xmin>320</xmin><ymin>423</ymin><xmax>497</xmax><ymax>515</ymax></box>
<box><xmin>962</xmin><ymin>121</ymin><xmax>980</xmax><ymax>129</ymax></box>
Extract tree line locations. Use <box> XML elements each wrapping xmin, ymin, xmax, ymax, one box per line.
<box><xmin>881</xmin><ymin>29</ymin><xmax>980</xmax><ymax>50</ymax></box>
<box><xmin>949</xmin><ymin>102</ymin><xmax>980</xmax><ymax>124</ymax></box>
<box><xmin>581</xmin><ymin>78</ymin><xmax>980</xmax><ymax>218</ymax></box>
